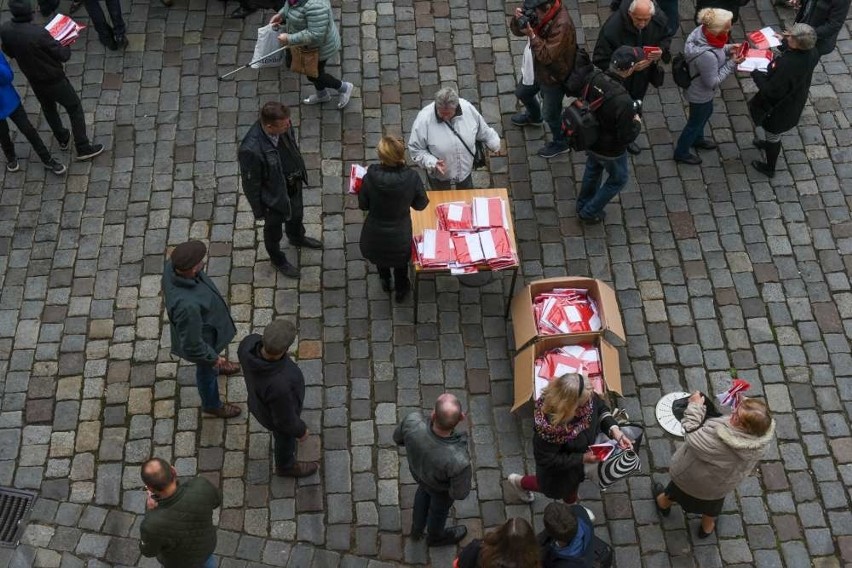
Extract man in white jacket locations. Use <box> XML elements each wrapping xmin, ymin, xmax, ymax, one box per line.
<box><xmin>407</xmin><ymin>87</ymin><xmax>501</xmax><ymax>189</ymax></box>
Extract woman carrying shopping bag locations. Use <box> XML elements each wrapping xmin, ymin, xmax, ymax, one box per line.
<box><xmin>270</xmin><ymin>0</ymin><xmax>354</xmax><ymax>109</ymax></box>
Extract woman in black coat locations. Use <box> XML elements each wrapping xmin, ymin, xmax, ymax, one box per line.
<box><xmin>749</xmin><ymin>23</ymin><xmax>819</xmax><ymax>177</ymax></box>
<box><xmin>359</xmin><ymin>136</ymin><xmax>429</xmax><ymax>302</ymax></box>
<box><xmin>506</xmin><ymin>374</ymin><xmax>633</xmax><ymax>504</ymax></box>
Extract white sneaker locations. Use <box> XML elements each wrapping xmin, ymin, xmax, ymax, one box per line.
<box><xmin>303</xmin><ymin>90</ymin><xmax>331</xmax><ymax>105</ymax></box>
<box><xmin>508</xmin><ymin>474</ymin><xmax>534</xmax><ymax>503</ymax></box>
<box><xmin>337</xmin><ymin>81</ymin><xmax>353</xmax><ymax>109</ymax></box>
<box><xmin>582</xmin><ymin>506</ymin><xmax>596</xmax><ymax>523</ymax></box>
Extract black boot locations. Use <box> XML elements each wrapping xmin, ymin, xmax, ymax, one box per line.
<box><xmin>380</xmin><ymin>276</ymin><xmax>393</xmax><ymax>292</ymax></box>
<box><xmin>98</xmin><ymin>26</ymin><xmax>118</xmax><ymax>50</ymax></box>
<box><xmin>751</xmin><ymin>141</ymin><xmax>781</xmax><ymax>178</ymax></box>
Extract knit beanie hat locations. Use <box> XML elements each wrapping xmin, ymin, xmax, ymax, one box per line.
<box><xmin>9</xmin><ymin>0</ymin><xmax>34</xmax><ymax>17</ymax></box>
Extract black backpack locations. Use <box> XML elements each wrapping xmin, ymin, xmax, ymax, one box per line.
<box><xmin>671</xmin><ymin>48</ymin><xmax>713</xmax><ymax>89</ymax></box>
<box><xmin>560</xmin><ymin>71</ymin><xmax>618</xmax><ymax>152</ymax></box>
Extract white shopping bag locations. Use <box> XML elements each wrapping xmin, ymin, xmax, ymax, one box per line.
<box><xmin>251</xmin><ymin>25</ymin><xmax>284</xmax><ymax>69</ymax></box>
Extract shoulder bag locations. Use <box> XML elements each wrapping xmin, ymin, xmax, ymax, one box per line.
<box><xmin>444</xmin><ymin>121</ymin><xmax>487</xmax><ymax>169</ymax></box>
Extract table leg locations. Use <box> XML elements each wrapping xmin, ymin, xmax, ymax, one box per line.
<box><xmin>505</xmin><ymin>268</ymin><xmax>519</xmax><ymax>320</ymax></box>
<box><xmin>413</xmin><ymin>271</ymin><xmax>420</xmax><ymax>324</ymax></box>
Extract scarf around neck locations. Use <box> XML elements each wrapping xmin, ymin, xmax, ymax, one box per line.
<box><xmin>534</xmin><ymin>395</ymin><xmax>595</xmax><ymax>445</ymax></box>
<box><xmin>534</xmin><ymin>0</ymin><xmax>563</xmax><ymax>35</ymax></box>
<box><xmin>702</xmin><ymin>26</ymin><xmax>729</xmax><ymax>48</ymax></box>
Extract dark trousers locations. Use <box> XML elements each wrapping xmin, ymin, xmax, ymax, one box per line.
<box><xmin>674</xmin><ymin>100</ymin><xmax>714</xmax><ymax>159</ymax></box>
<box><xmin>272</xmin><ymin>431</ymin><xmax>296</xmax><ymax>470</ymax></box>
<box><xmin>0</xmin><ymin>104</ymin><xmax>52</xmax><ymax>163</ymax></box>
<box><xmin>377</xmin><ymin>265</ymin><xmax>410</xmax><ymax>291</ymax></box>
<box><xmin>31</xmin><ymin>78</ymin><xmax>90</xmax><ymax>151</ymax></box>
<box><xmin>84</xmin><ymin>0</ymin><xmax>126</xmax><ymax>38</ymax></box>
<box><xmin>263</xmin><ymin>182</ymin><xmax>305</xmax><ymax>265</ymax></box>
<box><xmin>540</xmin><ymin>83</ymin><xmax>567</xmax><ymax>143</ymax></box>
<box><xmin>412</xmin><ymin>483</ymin><xmax>453</xmax><ymax>537</ymax></box>
<box><xmin>427</xmin><ymin>174</ymin><xmax>473</xmax><ymax>190</ymax></box>
<box><xmin>577</xmin><ymin>151</ymin><xmax>629</xmax><ymax>219</ymax></box>
<box><xmin>308</xmin><ymin>59</ymin><xmax>343</xmax><ymax>92</ymax></box>
<box><xmin>515</xmin><ymin>81</ymin><xmax>542</xmax><ymax>121</ymax></box>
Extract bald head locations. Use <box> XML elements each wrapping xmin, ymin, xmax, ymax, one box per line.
<box><xmin>141</xmin><ymin>458</ymin><xmax>176</xmax><ymax>492</ymax></box>
<box><xmin>433</xmin><ymin>394</ymin><xmax>463</xmax><ymax>431</ymax></box>
<box><xmin>628</xmin><ymin>0</ymin><xmax>654</xmax><ymax>28</ymax></box>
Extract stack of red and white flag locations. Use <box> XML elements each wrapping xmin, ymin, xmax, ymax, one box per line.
<box><xmin>472</xmin><ymin>197</ymin><xmax>507</xmax><ymax>228</ymax></box>
<box><xmin>45</xmin><ymin>14</ymin><xmax>85</xmax><ymax>46</ymax></box>
<box><xmin>348</xmin><ymin>164</ymin><xmax>367</xmax><ymax>194</ymax></box>
<box><xmin>533</xmin><ymin>288</ymin><xmax>602</xmax><ymax>335</ymax></box>
<box><xmin>479</xmin><ymin>227</ymin><xmax>517</xmax><ymax>270</ymax></box>
<box><xmin>534</xmin><ymin>343</ymin><xmax>604</xmax><ymax>399</ymax></box>
<box><xmin>415</xmin><ymin>229</ymin><xmax>455</xmax><ymax>268</ymax></box>
<box><xmin>436</xmin><ymin>202</ymin><xmax>474</xmax><ymax>232</ymax></box>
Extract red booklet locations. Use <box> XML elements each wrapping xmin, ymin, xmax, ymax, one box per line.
<box><xmin>589</xmin><ymin>444</ymin><xmax>615</xmax><ymax>461</ymax></box>
<box><xmin>643</xmin><ymin>46</ymin><xmax>662</xmax><ymax>57</ymax></box>
<box><xmin>736</xmin><ymin>42</ymin><xmax>749</xmax><ymax>59</ymax></box>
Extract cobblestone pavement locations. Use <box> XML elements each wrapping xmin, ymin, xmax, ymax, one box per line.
<box><xmin>0</xmin><ymin>0</ymin><xmax>850</xmax><ymax>566</ymax></box>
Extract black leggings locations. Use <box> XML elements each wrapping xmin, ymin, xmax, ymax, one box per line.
<box><xmin>0</xmin><ymin>104</ymin><xmax>52</xmax><ymax>163</ymax></box>
<box><xmin>308</xmin><ymin>59</ymin><xmax>342</xmax><ymax>92</ymax></box>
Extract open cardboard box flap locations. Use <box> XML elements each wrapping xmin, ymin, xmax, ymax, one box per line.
<box><xmin>510</xmin><ymin>276</ymin><xmax>626</xmax><ymax>351</ymax></box>
<box><xmin>512</xmin><ymin>333</ymin><xmax>623</xmax><ymax>413</ymax></box>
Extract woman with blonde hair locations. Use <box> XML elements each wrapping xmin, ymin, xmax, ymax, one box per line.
<box><xmin>673</xmin><ymin>8</ymin><xmax>745</xmax><ymax>165</ymax></box>
<box><xmin>358</xmin><ymin>136</ymin><xmax>429</xmax><ymax>302</ymax></box>
<box><xmin>506</xmin><ymin>373</ymin><xmax>633</xmax><ymax>504</ymax></box>
<box><xmin>454</xmin><ymin>517</ymin><xmax>540</xmax><ymax>568</ymax></box>
<box><xmin>654</xmin><ymin>393</ymin><xmax>775</xmax><ymax>538</ymax></box>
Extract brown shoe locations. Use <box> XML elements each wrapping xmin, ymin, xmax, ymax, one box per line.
<box><xmin>218</xmin><ymin>361</ymin><xmax>241</xmax><ymax>376</ymax></box>
<box><xmin>275</xmin><ymin>462</ymin><xmax>319</xmax><ymax>478</ymax></box>
<box><xmin>203</xmin><ymin>403</ymin><xmax>241</xmax><ymax>418</ymax></box>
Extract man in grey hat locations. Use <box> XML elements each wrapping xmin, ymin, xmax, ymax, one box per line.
<box><xmin>162</xmin><ymin>240</ymin><xmax>241</xmax><ymax>419</ymax></box>
<box><xmin>238</xmin><ymin>319</ymin><xmax>319</xmax><ymax>477</ymax></box>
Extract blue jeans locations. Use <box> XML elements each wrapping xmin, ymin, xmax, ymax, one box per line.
<box><xmin>515</xmin><ymin>81</ymin><xmax>541</xmax><ymax>121</ymax></box>
<box><xmin>412</xmin><ymin>483</ymin><xmax>454</xmax><ymax>537</ymax></box>
<box><xmin>201</xmin><ymin>555</ymin><xmax>216</xmax><ymax>568</ymax></box>
<box><xmin>674</xmin><ymin>100</ymin><xmax>714</xmax><ymax>159</ymax></box>
<box><xmin>540</xmin><ymin>83</ymin><xmax>567</xmax><ymax>144</ymax></box>
<box><xmin>273</xmin><ymin>431</ymin><xmax>297</xmax><ymax>470</ymax></box>
<box><xmin>577</xmin><ymin>151</ymin><xmax>629</xmax><ymax>219</ymax></box>
<box><xmin>658</xmin><ymin>0</ymin><xmax>679</xmax><ymax>36</ymax></box>
<box><xmin>196</xmin><ymin>363</ymin><xmax>222</xmax><ymax>411</ymax></box>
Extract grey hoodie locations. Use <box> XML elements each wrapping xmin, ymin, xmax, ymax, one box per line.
<box><xmin>684</xmin><ymin>25</ymin><xmax>737</xmax><ymax>104</ymax></box>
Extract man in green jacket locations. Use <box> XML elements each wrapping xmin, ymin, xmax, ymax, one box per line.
<box><xmin>139</xmin><ymin>458</ymin><xmax>221</xmax><ymax>568</ymax></box>
<box><xmin>162</xmin><ymin>240</ymin><xmax>241</xmax><ymax>418</ymax></box>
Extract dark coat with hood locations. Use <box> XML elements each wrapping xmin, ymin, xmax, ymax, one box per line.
<box><xmin>238</xmin><ymin>121</ymin><xmax>307</xmax><ymax>221</ymax></box>
<box><xmin>584</xmin><ymin>70</ymin><xmax>641</xmax><ymax>157</ymax></box>
<box><xmin>539</xmin><ymin>505</ymin><xmax>596</xmax><ymax>567</ymax></box>
<box><xmin>795</xmin><ymin>0</ymin><xmax>851</xmax><ymax>55</ymax></box>
<box><xmin>237</xmin><ymin>334</ymin><xmax>307</xmax><ymax>439</ymax></box>
<box><xmin>0</xmin><ymin>0</ymin><xmax>70</xmax><ymax>88</ymax></box>
<box><xmin>162</xmin><ymin>261</ymin><xmax>237</xmax><ymax>365</ymax></box>
<box><xmin>593</xmin><ymin>0</ymin><xmax>672</xmax><ymax>100</ymax></box>
<box><xmin>510</xmin><ymin>0</ymin><xmax>577</xmax><ymax>86</ymax></box>
<box><xmin>749</xmin><ymin>46</ymin><xmax>819</xmax><ymax>134</ymax></box>
<box><xmin>358</xmin><ymin>164</ymin><xmax>429</xmax><ymax>267</ymax></box>
<box><xmin>139</xmin><ymin>477</ymin><xmax>221</xmax><ymax>568</ymax></box>
<box><xmin>533</xmin><ymin>395</ymin><xmax>618</xmax><ymax>500</ymax></box>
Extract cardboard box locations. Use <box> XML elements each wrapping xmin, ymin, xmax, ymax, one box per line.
<box><xmin>512</xmin><ymin>333</ymin><xmax>622</xmax><ymax>412</ymax></box>
<box><xmin>510</xmin><ymin>277</ymin><xmax>625</xmax><ymax>351</ymax></box>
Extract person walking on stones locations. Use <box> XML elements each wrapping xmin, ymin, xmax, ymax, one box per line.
<box><xmin>672</xmin><ymin>8</ymin><xmax>745</xmax><ymax>165</ymax></box>
<box><xmin>139</xmin><ymin>458</ymin><xmax>221</xmax><ymax>568</ymax></box>
<box><xmin>83</xmin><ymin>0</ymin><xmax>128</xmax><ymax>50</ymax></box>
<box><xmin>394</xmin><ymin>393</ymin><xmax>472</xmax><ymax>547</ymax></box>
<box><xmin>0</xmin><ymin>0</ymin><xmax>104</xmax><ymax>161</ymax></box>
<box><xmin>506</xmin><ymin>374</ymin><xmax>633</xmax><ymax>504</ymax></box>
<box><xmin>509</xmin><ymin>0</ymin><xmax>577</xmax><ymax>159</ymax></box>
<box><xmin>238</xmin><ymin>318</ymin><xmax>320</xmax><ymax>478</ymax></box>
<box><xmin>238</xmin><ymin>101</ymin><xmax>322</xmax><ymax>279</ymax></box>
<box><xmin>539</xmin><ymin>502</ymin><xmax>597</xmax><ymax>567</ymax></box>
<box><xmin>654</xmin><ymin>394</ymin><xmax>775</xmax><ymax>538</ymax></box>
<box><xmin>576</xmin><ymin>47</ymin><xmax>643</xmax><ymax>225</ymax></box>
<box><xmin>408</xmin><ymin>87</ymin><xmax>502</xmax><ymax>190</ymax></box>
<box><xmin>455</xmin><ymin>517</ymin><xmax>541</xmax><ymax>567</ymax></box>
<box><xmin>269</xmin><ymin>0</ymin><xmax>354</xmax><ymax>109</ymax></box>
<box><xmin>793</xmin><ymin>0</ymin><xmax>851</xmax><ymax>56</ymax></box>
<box><xmin>359</xmin><ymin>136</ymin><xmax>429</xmax><ymax>302</ymax></box>
<box><xmin>748</xmin><ymin>23</ymin><xmax>819</xmax><ymax>178</ymax></box>
<box><xmin>0</xmin><ymin>52</ymin><xmax>65</xmax><ymax>175</ymax></box>
<box><xmin>593</xmin><ymin>0</ymin><xmax>671</xmax><ymax>154</ymax></box>
<box><xmin>162</xmin><ymin>240</ymin><xmax>242</xmax><ymax>419</ymax></box>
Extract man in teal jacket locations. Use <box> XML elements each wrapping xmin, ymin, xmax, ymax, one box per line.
<box><xmin>139</xmin><ymin>458</ymin><xmax>221</xmax><ymax>568</ymax></box>
<box><xmin>162</xmin><ymin>240</ymin><xmax>241</xmax><ymax>418</ymax></box>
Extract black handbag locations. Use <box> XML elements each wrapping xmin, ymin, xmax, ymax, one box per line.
<box><xmin>649</xmin><ymin>62</ymin><xmax>665</xmax><ymax>88</ymax></box>
<box><xmin>672</xmin><ymin>392</ymin><xmax>722</xmax><ymax>428</ymax></box>
<box><xmin>445</xmin><ymin>121</ymin><xmax>487</xmax><ymax>169</ymax></box>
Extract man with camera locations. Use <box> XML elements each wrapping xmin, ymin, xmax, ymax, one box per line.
<box><xmin>594</xmin><ymin>0</ymin><xmax>671</xmax><ymax>154</ymax></box>
<box><xmin>576</xmin><ymin>47</ymin><xmax>643</xmax><ymax>225</ymax></box>
<box><xmin>510</xmin><ymin>0</ymin><xmax>577</xmax><ymax>159</ymax></box>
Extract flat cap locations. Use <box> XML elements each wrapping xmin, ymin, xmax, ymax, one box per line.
<box><xmin>171</xmin><ymin>240</ymin><xmax>207</xmax><ymax>271</ymax></box>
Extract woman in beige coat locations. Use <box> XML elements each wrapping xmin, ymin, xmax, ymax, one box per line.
<box><xmin>653</xmin><ymin>393</ymin><xmax>775</xmax><ymax>538</ymax></box>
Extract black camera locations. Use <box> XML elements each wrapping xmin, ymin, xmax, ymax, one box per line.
<box><xmin>517</xmin><ymin>7</ymin><xmax>538</xmax><ymax>29</ymax></box>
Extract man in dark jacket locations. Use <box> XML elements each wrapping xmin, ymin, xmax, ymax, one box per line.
<box><xmin>795</xmin><ymin>0</ymin><xmax>851</xmax><ymax>55</ymax></box>
<box><xmin>238</xmin><ymin>101</ymin><xmax>322</xmax><ymax>279</ymax></box>
<box><xmin>576</xmin><ymin>46</ymin><xmax>642</xmax><ymax>225</ymax></box>
<box><xmin>594</xmin><ymin>0</ymin><xmax>671</xmax><ymax>154</ymax></box>
<box><xmin>510</xmin><ymin>0</ymin><xmax>577</xmax><ymax>159</ymax></box>
<box><xmin>238</xmin><ymin>318</ymin><xmax>319</xmax><ymax>478</ymax></box>
<box><xmin>0</xmin><ymin>0</ymin><xmax>103</xmax><ymax>161</ymax></box>
<box><xmin>139</xmin><ymin>458</ymin><xmax>220</xmax><ymax>568</ymax></box>
<box><xmin>539</xmin><ymin>503</ymin><xmax>597</xmax><ymax>567</ymax></box>
<box><xmin>394</xmin><ymin>393</ymin><xmax>472</xmax><ymax>547</ymax></box>
<box><xmin>161</xmin><ymin>240</ymin><xmax>241</xmax><ymax>419</ymax></box>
